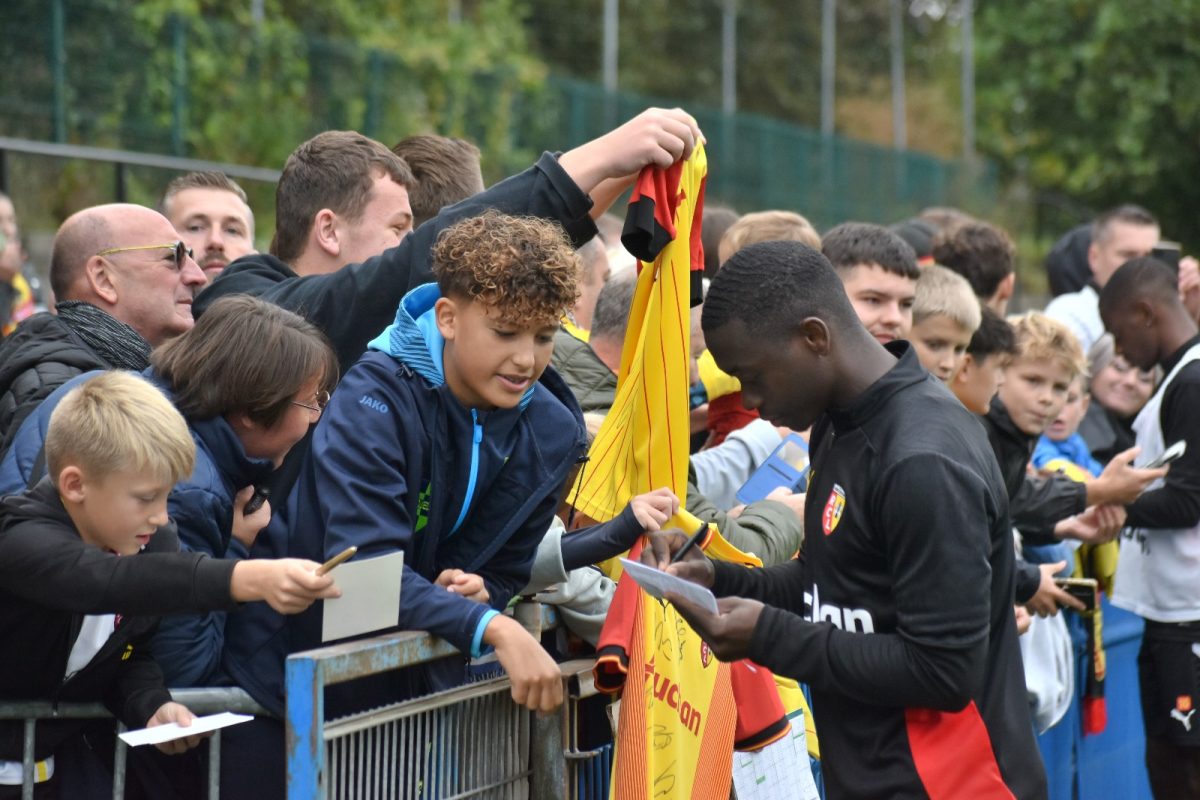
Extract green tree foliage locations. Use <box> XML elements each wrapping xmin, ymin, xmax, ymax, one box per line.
<box><xmin>0</xmin><ymin>0</ymin><xmax>546</xmax><ymax>178</ymax></box>
<box><xmin>519</xmin><ymin>0</ymin><xmax>825</xmax><ymax>124</ymax></box>
<box><xmin>518</xmin><ymin>0</ymin><xmax>964</xmax><ymax>145</ymax></box>
<box><xmin>976</xmin><ymin>0</ymin><xmax>1200</xmax><ymax>247</ymax></box>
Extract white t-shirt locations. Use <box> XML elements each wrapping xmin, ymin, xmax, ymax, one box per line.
<box><xmin>1113</xmin><ymin>343</ymin><xmax>1200</xmax><ymax>622</ymax></box>
<box><xmin>64</xmin><ymin>614</ymin><xmax>117</xmax><ymax>681</ymax></box>
<box><xmin>1045</xmin><ymin>285</ymin><xmax>1103</xmax><ymax>353</ymax></box>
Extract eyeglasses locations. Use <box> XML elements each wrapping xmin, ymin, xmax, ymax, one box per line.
<box><xmin>1111</xmin><ymin>357</ymin><xmax>1156</xmax><ymax>384</ymax></box>
<box><xmin>96</xmin><ymin>241</ymin><xmax>193</xmax><ymax>271</ymax></box>
<box><xmin>292</xmin><ymin>390</ymin><xmax>331</xmax><ymax>415</ymax></box>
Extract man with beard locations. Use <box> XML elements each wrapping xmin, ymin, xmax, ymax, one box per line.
<box><xmin>160</xmin><ymin>171</ymin><xmax>256</xmax><ymax>282</ymax></box>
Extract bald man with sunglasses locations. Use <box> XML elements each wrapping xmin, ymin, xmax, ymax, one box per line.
<box><xmin>0</xmin><ymin>203</ymin><xmax>207</xmax><ymax>457</ymax></box>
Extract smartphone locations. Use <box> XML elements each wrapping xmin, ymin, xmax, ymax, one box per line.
<box><xmin>735</xmin><ymin>433</ymin><xmax>810</xmax><ymax>505</ymax></box>
<box><xmin>1053</xmin><ymin>577</ymin><xmax>1098</xmax><ymax>611</ymax></box>
<box><xmin>1145</xmin><ymin>440</ymin><xmax>1187</xmax><ymax>469</ymax></box>
<box><xmin>1153</xmin><ymin>241</ymin><xmax>1182</xmax><ymax>273</ymax></box>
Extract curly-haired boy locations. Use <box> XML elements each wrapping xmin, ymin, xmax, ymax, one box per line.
<box><xmin>225</xmin><ymin>211</ymin><xmax>588</xmax><ymax>719</ymax></box>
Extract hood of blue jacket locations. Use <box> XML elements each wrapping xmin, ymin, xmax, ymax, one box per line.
<box><xmin>368</xmin><ymin>283</ymin><xmax>536</xmax><ymax>411</ymax></box>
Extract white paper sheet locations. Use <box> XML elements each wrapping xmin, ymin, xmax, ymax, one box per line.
<box><xmin>732</xmin><ymin>710</ymin><xmax>820</xmax><ymax>800</ymax></box>
<box><xmin>617</xmin><ymin>557</ymin><xmax>719</xmax><ymax>614</ymax></box>
<box><xmin>118</xmin><ymin>712</ymin><xmax>252</xmax><ymax>747</ymax></box>
<box><xmin>321</xmin><ymin>550</ymin><xmax>405</xmax><ymax>642</ymax></box>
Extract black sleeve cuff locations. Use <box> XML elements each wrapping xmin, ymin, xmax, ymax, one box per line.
<box><xmin>746</xmin><ymin>604</ymin><xmax>819</xmax><ymax>681</ymax></box>
<box><xmin>538</xmin><ymin>152</ymin><xmax>599</xmax><ymax>247</ymax></box>
<box><xmin>194</xmin><ymin>556</ymin><xmax>240</xmax><ymax>610</ymax></box>
<box><xmin>559</xmin><ymin>504</ymin><xmax>643</xmax><ymax>571</ymax></box>
<box><xmin>1014</xmin><ymin>559</ymin><xmax>1042</xmax><ymax>604</ymax></box>
<box><xmin>711</xmin><ymin>560</ymin><xmax>753</xmax><ymax>598</ymax></box>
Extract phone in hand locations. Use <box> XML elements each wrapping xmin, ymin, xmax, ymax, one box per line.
<box><xmin>1153</xmin><ymin>241</ymin><xmax>1182</xmax><ymax>273</ymax></box>
<box><xmin>1145</xmin><ymin>440</ymin><xmax>1187</xmax><ymax>469</ymax></box>
<box><xmin>1054</xmin><ymin>577</ymin><xmax>1098</xmax><ymax>611</ymax></box>
<box><xmin>735</xmin><ymin>433</ymin><xmax>810</xmax><ymax>505</ymax></box>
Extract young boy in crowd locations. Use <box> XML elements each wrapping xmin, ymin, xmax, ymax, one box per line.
<box><xmin>225</xmin><ymin>211</ymin><xmax>588</xmax><ymax>724</ymax></box>
<box><xmin>0</xmin><ymin>372</ymin><xmax>337</xmax><ymax>797</ymax></box>
<box><xmin>1099</xmin><ymin>257</ymin><xmax>1200</xmax><ymax>797</ymax></box>
<box><xmin>820</xmin><ymin>222</ymin><xmax>920</xmax><ymax>346</ymax></box>
<box><xmin>931</xmin><ymin>220</ymin><xmax>1018</xmax><ymax>315</ymax></box>
<box><xmin>984</xmin><ymin>313</ymin><xmax>1157</xmax><ymax>614</ymax></box>
<box><xmin>1033</xmin><ymin>374</ymin><xmax>1103</xmax><ymax>479</ymax></box>
<box><xmin>951</xmin><ymin>306</ymin><xmax>1017</xmax><ymax>414</ymax></box>
<box><xmin>908</xmin><ymin>264</ymin><xmax>981</xmax><ymax>384</ymax></box>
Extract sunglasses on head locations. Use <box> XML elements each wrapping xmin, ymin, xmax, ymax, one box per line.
<box><xmin>96</xmin><ymin>241</ymin><xmax>194</xmax><ymax>270</ymax></box>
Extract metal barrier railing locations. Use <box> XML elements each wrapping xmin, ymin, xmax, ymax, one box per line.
<box><xmin>561</xmin><ymin>661</ymin><xmax>612</xmax><ymax>800</ymax></box>
<box><xmin>285</xmin><ymin>602</ymin><xmax>609</xmax><ymax>800</ymax></box>
<box><xmin>0</xmin><ymin>687</ymin><xmax>268</xmax><ymax>800</ymax></box>
<box><xmin>323</xmin><ymin>674</ymin><xmax>531</xmax><ymax>799</ymax></box>
<box><xmin>1</xmin><ymin>603</ymin><xmax>610</xmax><ymax>799</ymax></box>
<box><xmin>0</xmin><ymin>135</ymin><xmax>281</xmax><ymax>203</ymax></box>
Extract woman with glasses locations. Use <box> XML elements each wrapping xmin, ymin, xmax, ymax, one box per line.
<box><xmin>140</xmin><ymin>294</ymin><xmax>338</xmax><ymax>688</ymax></box>
<box><xmin>1079</xmin><ymin>334</ymin><xmax>1159</xmax><ymax>466</ymax></box>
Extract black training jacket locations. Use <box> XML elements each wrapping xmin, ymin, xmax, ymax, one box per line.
<box><xmin>193</xmin><ymin>151</ymin><xmax>599</xmax><ymax>377</ymax></box>
<box><xmin>0</xmin><ymin>480</ymin><xmax>237</xmax><ymax>760</ymax></box>
<box><xmin>983</xmin><ymin>396</ymin><xmax>1087</xmax><ymax>547</ymax></box>
<box><xmin>711</xmin><ymin>343</ymin><xmax>1047</xmax><ymax>799</ymax></box>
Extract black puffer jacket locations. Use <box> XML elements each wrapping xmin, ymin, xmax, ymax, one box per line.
<box><xmin>0</xmin><ymin>314</ymin><xmax>106</xmax><ymax>459</ymax></box>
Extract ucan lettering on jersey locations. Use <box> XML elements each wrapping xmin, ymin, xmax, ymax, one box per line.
<box><xmin>644</xmin><ymin>658</ymin><xmax>703</xmax><ymax>735</ymax></box>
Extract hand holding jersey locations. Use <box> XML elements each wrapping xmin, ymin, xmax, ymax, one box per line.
<box><xmin>557</xmin><ymin>107</ymin><xmax>703</xmax><ymax>198</ymax></box>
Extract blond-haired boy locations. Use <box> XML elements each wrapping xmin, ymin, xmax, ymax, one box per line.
<box><xmin>0</xmin><ymin>372</ymin><xmax>336</xmax><ymax>792</ymax></box>
<box><xmin>984</xmin><ymin>313</ymin><xmax>1161</xmax><ymax>614</ymax></box>
<box><xmin>909</xmin><ymin>265</ymin><xmax>982</xmax><ymax>383</ymax></box>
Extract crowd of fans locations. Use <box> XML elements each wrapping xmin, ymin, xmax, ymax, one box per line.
<box><xmin>0</xmin><ymin>104</ymin><xmax>1195</xmax><ymax>799</ymax></box>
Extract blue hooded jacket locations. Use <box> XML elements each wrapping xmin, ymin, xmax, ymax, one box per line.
<box><xmin>221</xmin><ymin>284</ymin><xmax>587</xmax><ymax>715</ymax></box>
<box><xmin>0</xmin><ymin>368</ymin><xmax>273</xmax><ymax>686</ymax></box>
<box><xmin>1032</xmin><ymin>432</ymin><xmax>1102</xmax><ymax>478</ymax></box>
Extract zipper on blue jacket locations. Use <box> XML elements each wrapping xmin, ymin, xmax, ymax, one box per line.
<box><xmin>449</xmin><ymin>409</ymin><xmax>483</xmax><ymax>535</ymax></box>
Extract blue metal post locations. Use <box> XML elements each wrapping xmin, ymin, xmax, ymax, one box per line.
<box><xmin>285</xmin><ymin>656</ymin><xmax>324</xmax><ymax>799</ymax></box>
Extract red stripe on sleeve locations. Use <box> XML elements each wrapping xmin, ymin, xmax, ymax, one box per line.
<box><xmin>905</xmin><ymin>704</ymin><xmax>1016</xmax><ymax>800</ymax></box>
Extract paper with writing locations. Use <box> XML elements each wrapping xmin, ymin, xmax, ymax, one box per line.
<box><xmin>617</xmin><ymin>557</ymin><xmax>719</xmax><ymax>614</ymax></box>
